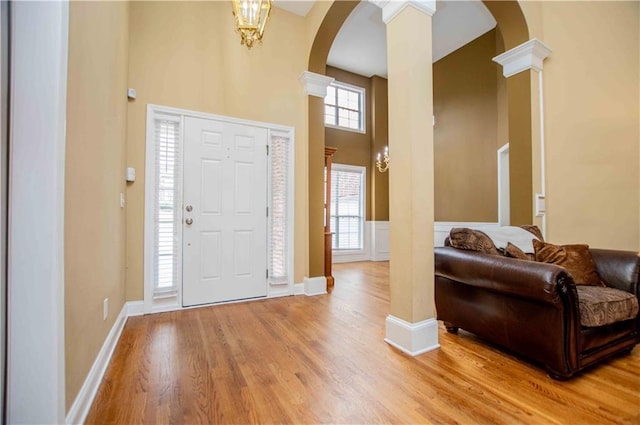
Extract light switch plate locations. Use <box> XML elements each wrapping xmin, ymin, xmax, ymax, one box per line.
<box><xmin>535</xmin><ymin>193</ymin><xmax>545</xmax><ymax>217</ymax></box>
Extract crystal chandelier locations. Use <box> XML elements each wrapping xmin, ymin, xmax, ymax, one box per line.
<box><xmin>231</xmin><ymin>0</ymin><xmax>272</xmax><ymax>49</ymax></box>
<box><xmin>376</xmin><ymin>146</ymin><xmax>389</xmax><ymax>173</ymax></box>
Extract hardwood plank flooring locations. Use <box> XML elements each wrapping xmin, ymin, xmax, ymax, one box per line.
<box><xmin>86</xmin><ymin>261</ymin><xmax>640</xmax><ymax>424</ymax></box>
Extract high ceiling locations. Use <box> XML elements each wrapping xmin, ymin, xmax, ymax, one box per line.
<box><xmin>273</xmin><ymin>0</ymin><xmax>497</xmax><ymax>78</ymax></box>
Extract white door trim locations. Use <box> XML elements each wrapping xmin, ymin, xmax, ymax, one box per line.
<box><xmin>144</xmin><ymin>105</ymin><xmax>295</xmax><ymax>314</ymax></box>
<box><xmin>8</xmin><ymin>2</ymin><xmax>68</xmax><ymax>423</ymax></box>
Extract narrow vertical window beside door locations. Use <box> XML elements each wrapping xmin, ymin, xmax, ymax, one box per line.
<box><xmin>269</xmin><ymin>132</ymin><xmax>290</xmax><ymax>285</ymax></box>
<box><xmin>153</xmin><ymin>116</ymin><xmax>181</xmax><ymax>297</ymax></box>
<box><xmin>330</xmin><ymin>164</ymin><xmax>365</xmax><ymax>251</ymax></box>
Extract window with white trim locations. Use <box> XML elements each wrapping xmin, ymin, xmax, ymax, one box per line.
<box><xmin>152</xmin><ymin>115</ymin><xmax>181</xmax><ymax>297</ymax></box>
<box><xmin>269</xmin><ymin>132</ymin><xmax>291</xmax><ymax>285</ymax></box>
<box><xmin>324</xmin><ymin>82</ymin><xmax>365</xmax><ymax>132</ymax></box>
<box><xmin>330</xmin><ymin>164</ymin><xmax>365</xmax><ymax>251</ymax></box>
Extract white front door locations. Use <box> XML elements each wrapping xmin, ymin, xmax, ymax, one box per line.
<box><xmin>182</xmin><ymin>116</ymin><xmax>268</xmax><ymax>306</ymax></box>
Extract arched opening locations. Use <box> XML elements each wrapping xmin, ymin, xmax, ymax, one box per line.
<box><xmin>306</xmin><ymin>0</ymin><xmax>533</xmax><ymax>284</ymax></box>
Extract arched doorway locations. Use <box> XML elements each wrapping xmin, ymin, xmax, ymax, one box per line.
<box><xmin>305</xmin><ymin>0</ymin><xmax>534</xmax><ymax>352</ymax></box>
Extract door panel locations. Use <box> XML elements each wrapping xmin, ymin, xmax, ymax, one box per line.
<box><xmin>183</xmin><ymin>117</ymin><xmax>268</xmax><ymax>306</ymax></box>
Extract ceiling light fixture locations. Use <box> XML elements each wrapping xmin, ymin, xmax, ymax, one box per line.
<box><xmin>231</xmin><ymin>0</ymin><xmax>271</xmax><ymax>49</ymax></box>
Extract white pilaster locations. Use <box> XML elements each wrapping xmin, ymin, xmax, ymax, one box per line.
<box><xmin>492</xmin><ymin>38</ymin><xmax>552</xmax><ymax>78</ymax></box>
<box><xmin>370</xmin><ymin>0</ymin><xmax>436</xmax><ymax>23</ymax></box>
<box><xmin>493</xmin><ymin>38</ymin><xmax>552</xmax><ymax>239</ymax></box>
<box><xmin>298</xmin><ymin>71</ymin><xmax>334</xmax><ymax>98</ymax></box>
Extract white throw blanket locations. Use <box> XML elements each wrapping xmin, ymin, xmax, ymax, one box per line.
<box><xmin>479</xmin><ymin>226</ymin><xmax>539</xmax><ymax>253</ymax></box>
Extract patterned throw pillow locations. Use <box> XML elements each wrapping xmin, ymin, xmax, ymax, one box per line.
<box><xmin>504</xmin><ymin>242</ymin><xmax>533</xmax><ymax>260</ymax></box>
<box><xmin>448</xmin><ymin>228</ymin><xmax>501</xmax><ymax>255</ymax></box>
<box><xmin>533</xmin><ymin>240</ymin><xmax>604</xmax><ymax>286</ymax></box>
<box><xmin>521</xmin><ymin>225</ymin><xmax>544</xmax><ymax>241</ymax></box>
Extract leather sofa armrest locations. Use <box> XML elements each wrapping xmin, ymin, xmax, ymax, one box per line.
<box><xmin>435</xmin><ymin>246</ymin><xmax>573</xmax><ymax>306</ymax></box>
<box><xmin>590</xmin><ymin>248</ymin><xmax>640</xmax><ymax>296</ymax></box>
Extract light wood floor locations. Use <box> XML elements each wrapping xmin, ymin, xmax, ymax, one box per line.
<box><xmin>86</xmin><ymin>261</ymin><xmax>640</xmax><ymax>424</ymax></box>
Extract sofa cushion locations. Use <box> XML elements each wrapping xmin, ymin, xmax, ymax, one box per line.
<box><xmin>533</xmin><ymin>240</ymin><xmax>604</xmax><ymax>286</ymax></box>
<box><xmin>576</xmin><ymin>286</ymin><xmax>639</xmax><ymax>327</ymax></box>
<box><xmin>448</xmin><ymin>228</ymin><xmax>500</xmax><ymax>255</ymax></box>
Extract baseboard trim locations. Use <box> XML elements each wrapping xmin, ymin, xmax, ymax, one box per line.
<box><xmin>66</xmin><ymin>302</ymin><xmax>130</xmax><ymax>425</ymax></box>
<box><xmin>384</xmin><ymin>315</ymin><xmax>439</xmax><ymax>356</ymax></box>
<box><xmin>126</xmin><ymin>300</ymin><xmax>144</xmax><ymax>317</ymax></box>
<box><xmin>302</xmin><ymin>276</ymin><xmax>327</xmax><ymax>296</ymax></box>
<box><xmin>293</xmin><ymin>283</ymin><xmax>305</xmax><ymax>295</ymax></box>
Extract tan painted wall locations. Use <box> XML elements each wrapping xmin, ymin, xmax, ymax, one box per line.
<box><xmin>371</xmin><ymin>76</ymin><xmax>389</xmax><ymax>221</ymax></box>
<box><xmin>325</xmin><ymin>66</ymin><xmax>373</xmax><ymax>220</ymax></box>
<box><xmin>539</xmin><ymin>1</ymin><xmax>639</xmax><ymax>249</ymax></box>
<box><xmin>496</xmin><ymin>29</ymin><xmax>509</xmax><ymax>152</ymax></box>
<box><xmin>125</xmin><ymin>2</ymin><xmax>308</xmax><ymax>300</ymax></box>
<box><xmin>65</xmin><ymin>1</ymin><xmax>129</xmax><ymax>410</ymax></box>
<box><xmin>433</xmin><ymin>29</ymin><xmax>499</xmax><ymax>222</ymax></box>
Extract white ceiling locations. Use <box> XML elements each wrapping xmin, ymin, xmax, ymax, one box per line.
<box><xmin>313</xmin><ymin>0</ymin><xmax>497</xmax><ymax>78</ymax></box>
<box><xmin>272</xmin><ymin>0</ymin><xmax>315</xmax><ymax>17</ymax></box>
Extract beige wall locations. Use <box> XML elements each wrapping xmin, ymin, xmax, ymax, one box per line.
<box><xmin>325</xmin><ymin>66</ymin><xmax>373</xmax><ymax>220</ymax></box>
<box><xmin>125</xmin><ymin>1</ymin><xmax>308</xmax><ymax>300</ymax></box>
<box><xmin>61</xmin><ymin>0</ymin><xmax>640</xmax><ymax>410</ymax></box>
<box><xmin>538</xmin><ymin>1</ymin><xmax>639</xmax><ymax>249</ymax></box>
<box><xmin>433</xmin><ymin>29</ymin><xmax>500</xmax><ymax>222</ymax></box>
<box><xmin>371</xmin><ymin>76</ymin><xmax>390</xmax><ymax>221</ymax></box>
<box><xmin>65</xmin><ymin>1</ymin><xmax>129</xmax><ymax>410</ymax></box>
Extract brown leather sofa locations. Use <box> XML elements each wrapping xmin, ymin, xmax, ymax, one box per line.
<box><xmin>435</xmin><ymin>246</ymin><xmax>640</xmax><ymax>379</ymax></box>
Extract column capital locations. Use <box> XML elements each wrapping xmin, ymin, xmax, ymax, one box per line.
<box><xmin>493</xmin><ymin>38</ymin><xmax>552</xmax><ymax>78</ymax></box>
<box><xmin>298</xmin><ymin>71</ymin><xmax>334</xmax><ymax>98</ymax></box>
<box><xmin>369</xmin><ymin>0</ymin><xmax>436</xmax><ymax>24</ymax></box>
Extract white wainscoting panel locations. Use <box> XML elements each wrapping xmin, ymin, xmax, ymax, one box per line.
<box><xmin>329</xmin><ymin>221</ymin><xmax>500</xmax><ymax>264</ymax></box>
<box><xmin>370</xmin><ymin>221</ymin><xmax>390</xmax><ymax>261</ymax></box>
<box><xmin>434</xmin><ymin>222</ymin><xmax>500</xmax><ymax>247</ymax></box>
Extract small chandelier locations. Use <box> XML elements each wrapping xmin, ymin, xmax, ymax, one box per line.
<box><xmin>231</xmin><ymin>0</ymin><xmax>272</xmax><ymax>49</ymax></box>
<box><xmin>376</xmin><ymin>146</ymin><xmax>389</xmax><ymax>173</ymax></box>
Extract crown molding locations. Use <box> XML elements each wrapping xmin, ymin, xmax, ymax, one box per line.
<box><xmin>493</xmin><ymin>38</ymin><xmax>552</xmax><ymax>78</ymax></box>
<box><xmin>369</xmin><ymin>0</ymin><xmax>436</xmax><ymax>24</ymax></box>
<box><xmin>298</xmin><ymin>71</ymin><xmax>334</xmax><ymax>98</ymax></box>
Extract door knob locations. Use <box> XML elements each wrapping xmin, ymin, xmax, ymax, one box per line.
<box><xmin>185</xmin><ymin>205</ymin><xmax>193</xmax><ymax>212</ymax></box>
<box><xmin>185</xmin><ymin>218</ymin><xmax>193</xmax><ymax>225</ymax></box>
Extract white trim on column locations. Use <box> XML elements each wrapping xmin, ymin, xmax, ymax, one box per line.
<box><xmin>8</xmin><ymin>2</ymin><xmax>68</xmax><ymax>423</ymax></box>
<box><xmin>298</xmin><ymin>71</ymin><xmax>335</xmax><ymax>98</ymax></box>
<box><xmin>369</xmin><ymin>0</ymin><xmax>436</xmax><ymax>24</ymax></box>
<box><xmin>303</xmin><ymin>276</ymin><xmax>327</xmax><ymax>296</ymax></box>
<box><xmin>385</xmin><ymin>315</ymin><xmax>439</xmax><ymax>356</ymax></box>
<box><xmin>492</xmin><ymin>38</ymin><xmax>552</xmax><ymax>78</ymax></box>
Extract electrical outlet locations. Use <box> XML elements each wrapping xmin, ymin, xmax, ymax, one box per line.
<box><xmin>103</xmin><ymin>298</ymin><xmax>109</xmax><ymax>321</ymax></box>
